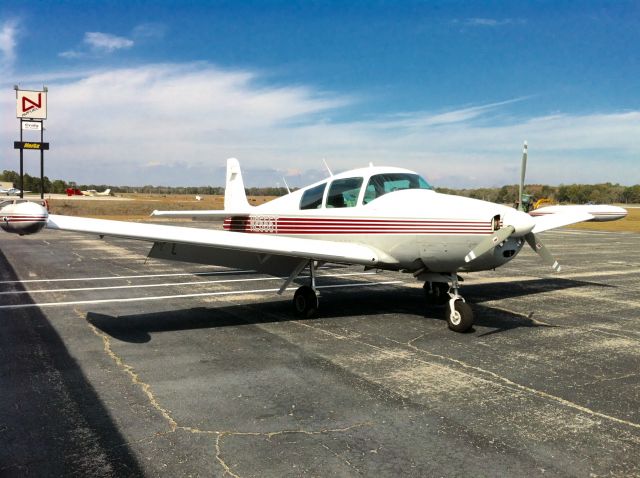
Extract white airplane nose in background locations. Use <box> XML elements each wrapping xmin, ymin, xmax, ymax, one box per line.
<box><xmin>502</xmin><ymin>210</ymin><xmax>536</xmax><ymax>236</ymax></box>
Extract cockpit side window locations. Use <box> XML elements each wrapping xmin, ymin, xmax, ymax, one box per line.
<box><xmin>326</xmin><ymin>177</ymin><xmax>363</xmax><ymax>208</ymax></box>
<box><xmin>300</xmin><ymin>183</ymin><xmax>326</xmax><ymax>210</ymax></box>
<box><xmin>363</xmin><ymin>173</ymin><xmax>432</xmax><ymax>204</ymax></box>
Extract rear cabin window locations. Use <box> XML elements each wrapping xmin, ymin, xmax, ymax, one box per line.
<box><xmin>300</xmin><ymin>183</ymin><xmax>326</xmax><ymax>209</ymax></box>
<box><xmin>326</xmin><ymin>177</ymin><xmax>363</xmax><ymax>208</ymax></box>
<box><xmin>363</xmin><ymin>173</ymin><xmax>432</xmax><ymax>204</ymax></box>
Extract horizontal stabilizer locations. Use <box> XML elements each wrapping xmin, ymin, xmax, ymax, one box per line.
<box><xmin>151</xmin><ymin>210</ymin><xmax>248</xmax><ymax>220</ymax></box>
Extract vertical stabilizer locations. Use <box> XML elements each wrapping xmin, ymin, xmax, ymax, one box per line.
<box><xmin>224</xmin><ymin>158</ymin><xmax>252</xmax><ymax>211</ymax></box>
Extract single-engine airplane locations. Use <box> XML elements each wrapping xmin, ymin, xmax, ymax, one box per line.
<box><xmin>81</xmin><ymin>188</ymin><xmax>111</xmax><ymax>197</ymax></box>
<box><xmin>0</xmin><ymin>143</ymin><xmax>627</xmax><ymax>332</ymax></box>
<box><xmin>1</xmin><ymin>187</ymin><xmax>30</xmax><ymax>196</ymax></box>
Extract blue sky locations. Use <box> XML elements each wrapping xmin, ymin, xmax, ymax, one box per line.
<box><xmin>1</xmin><ymin>1</ymin><xmax>638</xmax><ymax>187</ymax></box>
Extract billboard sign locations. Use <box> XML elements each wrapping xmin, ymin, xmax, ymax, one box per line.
<box><xmin>14</xmin><ymin>141</ymin><xmax>50</xmax><ymax>150</ymax></box>
<box><xmin>22</xmin><ymin>121</ymin><xmax>42</xmax><ymax>131</ymax></box>
<box><xmin>16</xmin><ymin>90</ymin><xmax>47</xmax><ymax>119</ymax></box>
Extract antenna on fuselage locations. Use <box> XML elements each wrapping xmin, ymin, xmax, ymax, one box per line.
<box><xmin>282</xmin><ymin>177</ymin><xmax>291</xmax><ymax>194</ymax></box>
<box><xmin>518</xmin><ymin>141</ymin><xmax>528</xmax><ymax>211</ymax></box>
<box><xmin>322</xmin><ymin>158</ymin><xmax>333</xmax><ymax>177</ymax></box>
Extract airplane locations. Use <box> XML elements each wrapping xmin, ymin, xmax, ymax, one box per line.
<box><xmin>1</xmin><ymin>187</ymin><xmax>30</xmax><ymax>196</ymax></box>
<box><xmin>0</xmin><ymin>143</ymin><xmax>628</xmax><ymax>332</ymax></box>
<box><xmin>81</xmin><ymin>188</ymin><xmax>111</xmax><ymax>197</ymax></box>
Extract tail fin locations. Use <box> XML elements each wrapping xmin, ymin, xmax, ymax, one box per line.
<box><xmin>224</xmin><ymin>158</ymin><xmax>251</xmax><ymax>211</ymax></box>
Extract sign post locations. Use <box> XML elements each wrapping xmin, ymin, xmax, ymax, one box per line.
<box><xmin>14</xmin><ymin>86</ymin><xmax>48</xmax><ymax>199</ymax></box>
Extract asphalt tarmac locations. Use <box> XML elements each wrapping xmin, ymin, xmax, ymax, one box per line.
<box><xmin>1</xmin><ymin>226</ymin><xmax>639</xmax><ymax>477</ymax></box>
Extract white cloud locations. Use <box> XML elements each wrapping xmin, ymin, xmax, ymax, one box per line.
<box><xmin>58</xmin><ymin>49</ymin><xmax>84</xmax><ymax>59</ymax></box>
<box><xmin>58</xmin><ymin>31</ymin><xmax>135</xmax><ymax>58</ymax></box>
<box><xmin>459</xmin><ymin>18</ymin><xmax>524</xmax><ymax>27</ymax></box>
<box><xmin>132</xmin><ymin>23</ymin><xmax>167</xmax><ymax>40</ymax></box>
<box><xmin>0</xmin><ymin>19</ymin><xmax>18</xmax><ymax>72</ymax></box>
<box><xmin>0</xmin><ymin>63</ymin><xmax>637</xmax><ymax>188</ymax></box>
<box><xmin>84</xmin><ymin>32</ymin><xmax>134</xmax><ymax>52</ymax></box>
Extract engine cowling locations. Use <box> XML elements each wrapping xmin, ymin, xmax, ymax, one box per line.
<box><xmin>0</xmin><ymin>200</ymin><xmax>49</xmax><ymax>235</ymax></box>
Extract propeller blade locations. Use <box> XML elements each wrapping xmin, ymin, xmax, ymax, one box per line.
<box><xmin>465</xmin><ymin>226</ymin><xmax>515</xmax><ymax>263</ymax></box>
<box><xmin>518</xmin><ymin>141</ymin><xmax>528</xmax><ymax>211</ymax></box>
<box><xmin>524</xmin><ymin>232</ymin><xmax>561</xmax><ymax>272</ymax></box>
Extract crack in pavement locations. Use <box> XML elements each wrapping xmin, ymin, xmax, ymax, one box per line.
<box><xmin>76</xmin><ymin>309</ymin><xmax>370</xmax><ymax>477</ymax></box>
<box><xmin>292</xmin><ymin>320</ymin><xmax>640</xmax><ymax>432</ymax></box>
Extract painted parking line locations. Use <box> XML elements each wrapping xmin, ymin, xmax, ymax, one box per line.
<box><xmin>0</xmin><ymin>269</ymin><xmax>256</xmax><ymax>285</ymax></box>
<box><xmin>0</xmin><ymin>271</ymin><xmax>378</xmax><ymax>296</ymax></box>
<box><xmin>0</xmin><ymin>281</ymin><xmax>403</xmax><ymax>310</ymax></box>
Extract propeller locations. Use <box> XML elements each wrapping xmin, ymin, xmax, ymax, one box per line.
<box><xmin>464</xmin><ymin>141</ymin><xmax>561</xmax><ymax>271</ymax></box>
<box><xmin>524</xmin><ymin>232</ymin><xmax>561</xmax><ymax>271</ymax></box>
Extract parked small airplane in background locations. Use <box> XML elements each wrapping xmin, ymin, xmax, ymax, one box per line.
<box><xmin>81</xmin><ymin>188</ymin><xmax>111</xmax><ymax>197</ymax></box>
<box><xmin>0</xmin><ymin>143</ymin><xmax>627</xmax><ymax>332</ymax></box>
<box><xmin>1</xmin><ymin>187</ymin><xmax>30</xmax><ymax>196</ymax></box>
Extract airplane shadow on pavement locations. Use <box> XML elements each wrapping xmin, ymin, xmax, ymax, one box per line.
<box><xmin>86</xmin><ymin>275</ymin><xmax>609</xmax><ymax>343</ymax></box>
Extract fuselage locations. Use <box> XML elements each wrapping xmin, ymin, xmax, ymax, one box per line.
<box><xmin>223</xmin><ymin>166</ymin><xmax>526</xmax><ymax>273</ymax></box>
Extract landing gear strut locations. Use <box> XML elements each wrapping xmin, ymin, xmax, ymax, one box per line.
<box><xmin>293</xmin><ymin>261</ymin><xmax>319</xmax><ymax>318</ymax></box>
<box><xmin>422</xmin><ymin>274</ymin><xmax>474</xmax><ymax>332</ymax></box>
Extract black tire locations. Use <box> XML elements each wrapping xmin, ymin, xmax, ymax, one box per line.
<box><xmin>424</xmin><ymin>282</ymin><xmax>450</xmax><ymax>305</ymax></box>
<box><xmin>445</xmin><ymin>300</ymin><xmax>474</xmax><ymax>332</ymax></box>
<box><xmin>293</xmin><ymin>286</ymin><xmax>319</xmax><ymax>318</ymax></box>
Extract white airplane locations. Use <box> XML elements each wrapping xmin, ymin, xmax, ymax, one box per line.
<box><xmin>0</xmin><ymin>144</ymin><xmax>627</xmax><ymax>332</ymax></box>
<box><xmin>81</xmin><ymin>188</ymin><xmax>111</xmax><ymax>197</ymax></box>
<box><xmin>1</xmin><ymin>187</ymin><xmax>30</xmax><ymax>196</ymax></box>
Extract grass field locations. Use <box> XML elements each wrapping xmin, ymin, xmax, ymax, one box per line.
<box><xmin>48</xmin><ymin>194</ymin><xmax>274</xmax><ymax>221</ymax></box>
<box><xmin>47</xmin><ymin>195</ymin><xmax>640</xmax><ymax>233</ymax></box>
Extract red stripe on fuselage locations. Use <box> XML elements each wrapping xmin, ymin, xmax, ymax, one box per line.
<box><xmin>222</xmin><ymin>216</ymin><xmax>493</xmax><ymax>234</ymax></box>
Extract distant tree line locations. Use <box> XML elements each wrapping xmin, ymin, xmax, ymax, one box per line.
<box><xmin>0</xmin><ymin>170</ymin><xmax>294</xmax><ymax>196</ymax></box>
<box><xmin>435</xmin><ymin>183</ymin><xmax>640</xmax><ymax>205</ymax></box>
<box><xmin>2</xmin><ymin>169</ymin><xmax>639</xmax><ymax>203</ymax></box>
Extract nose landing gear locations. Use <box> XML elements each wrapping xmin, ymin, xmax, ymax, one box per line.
<box><xmin>421</xmin><ymin>273</ymin><xmax>474</xmax><ymax>332</ymax></box>
<box><xmin>444</xmin><ymin>274</ymin><xmax>474</xmax><ymax>332</ymax></box>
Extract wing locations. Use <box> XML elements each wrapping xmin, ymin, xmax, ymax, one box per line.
<box><xmin>530</xmin><ymin>204</ymin><xmax>628</xmax><ymax>233</ymax></box>
<box><xmin>46</xmin><ymin>215</ymin><xmax>389</xmax><ymax>276</ymax></box>
<box><xmin>531</xmin><ymin>205</ymin><xmax>628</xmax><ymax>223</ymax></box>
<box><xmin>531</xmin><ymin>210</ymin><xmax>595</xmax><ymax>233</ymax></box>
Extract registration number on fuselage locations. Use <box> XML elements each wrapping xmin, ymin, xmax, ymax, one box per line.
<box><xmin>249</xmin><ymin>215</ymin><xmax>278</xmax><ymax>233</ymax></box>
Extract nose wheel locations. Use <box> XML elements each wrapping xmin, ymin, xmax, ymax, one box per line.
<box><xmin>445</xmin><ymin>299</ymin><xmax>473</xmax><ymax>332</ymax></box>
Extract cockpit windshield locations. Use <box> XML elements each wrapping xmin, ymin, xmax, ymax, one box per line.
<box><xmin>363</xmin><ymin>173</ymin><xmax>432</xmax><ymax>204</ymax></box>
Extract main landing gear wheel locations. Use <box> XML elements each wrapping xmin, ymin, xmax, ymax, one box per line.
<box><xmin>445</xmin><ymin>300</ymin><xmax>474</xmax><ymax>333</ymax></box>
<box><xmin>293</xmin><ymin>285</ymin><xmax>319</xmax><ymax>318</ymax></box>
<box><xmin>423</xmin><ymin>282</ymin><xmax>450</xmax><ymax>305</ymax></box>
